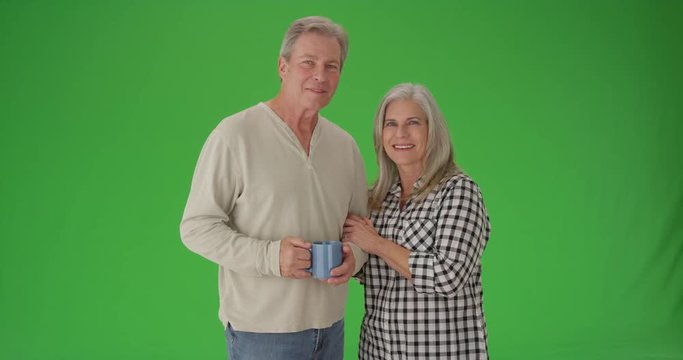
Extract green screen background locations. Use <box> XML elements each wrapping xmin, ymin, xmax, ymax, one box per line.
<box><xmin>2</xmin><ymin>1</ymin><xmax>682</xmax><ymax>359</ymax></box>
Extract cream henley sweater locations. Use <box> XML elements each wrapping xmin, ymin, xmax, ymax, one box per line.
<box><xmin>180</xmin><ymin>103</ymin><xmax>368</xmax><ymax>332</ymax></box>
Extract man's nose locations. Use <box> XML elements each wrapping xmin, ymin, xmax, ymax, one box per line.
<box><xmin>313</xmin><ymin>66</ymin><xmax>327</xmax><ymax>82</ymax></box>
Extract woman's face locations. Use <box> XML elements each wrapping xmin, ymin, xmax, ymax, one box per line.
<box><xmin>382</xmin><ymin>99</ymin><xmax>429</xmax><ymax>173</ymax></box>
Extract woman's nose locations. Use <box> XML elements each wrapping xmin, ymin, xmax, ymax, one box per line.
<box><xmin>395</xmin><ymin>124</ymin><xmax>408</xmax><ymax>137</ymax></box>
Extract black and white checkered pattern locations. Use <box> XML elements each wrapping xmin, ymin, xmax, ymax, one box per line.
<box><xmin>359</xmin><ymin>173</ymin><xmax>491</xmax><ymax>360</ymax></box>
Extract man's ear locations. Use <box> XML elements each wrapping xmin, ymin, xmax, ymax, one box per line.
<box><xmin>278</xmin><ymin>57</ymin><xmax>287</xmax><ymax>81</ymax></box>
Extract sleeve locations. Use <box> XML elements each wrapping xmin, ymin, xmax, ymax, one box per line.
<box><xmin>347</xmin><ymin>142</ymin><xmax>369</xmax><ymax>275</ymax></box>
<box><xmin>179</xmin><ymin>131</ymin><xmax>281</xmax><ymax>277</ymax></box>
<box><xmin>408</xmin><ymin>178</ymin><xmax>490</xmax><ymax>297</ymax></box>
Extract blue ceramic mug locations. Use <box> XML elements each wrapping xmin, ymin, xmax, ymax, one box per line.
<box><xmin>309</xmin><ymin>241</ymin><xmax>343</xmax><ymax>279</ymax></box>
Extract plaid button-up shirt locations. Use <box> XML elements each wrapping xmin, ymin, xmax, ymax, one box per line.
<box><xmin>359</xmin><ymin>173</ymin><xmax>491</xmax><ymax>360</ymax></box>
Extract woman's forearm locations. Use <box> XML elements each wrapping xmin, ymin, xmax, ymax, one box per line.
<box><xmin>375</xmin><ymin>237</ymin><xmax>412</xmax><ymax>280</ymax></box>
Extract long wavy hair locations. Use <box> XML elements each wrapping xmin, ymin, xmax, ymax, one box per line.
<box><xmin>369</xmin><ymin>83</ymin><xmax>460</xmax><ymax>211</ymax></box>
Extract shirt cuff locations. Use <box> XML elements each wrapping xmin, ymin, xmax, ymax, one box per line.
<box><xmin>409</xmin><ymin>252</ymin><xmax>435</xmax><ymax>294</ymax></box>
<box><xmin>347</xmin><ymin>242</ymin><xmax>367</xmax><ymax>275</ymax></box>
<box><xmin>261</xmin><ymin>240</ymin><xmax>282</xmax><ymax>277</ymax></box>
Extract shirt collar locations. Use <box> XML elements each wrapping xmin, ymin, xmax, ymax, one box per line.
<box><xmin>388</xmin><ymin>176</ymin><xmax>425</xmax><ymax>198</ymax></box>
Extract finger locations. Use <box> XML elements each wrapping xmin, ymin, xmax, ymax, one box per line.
<box><xmin>287</xmin><ymin>237</ymin><xmax>311</xmax><ymax>249</ymax></box>
<box><xmin>346</xmin><ymin>213</ymin><xmax>361</xmax><ymax>220</ymax></box>
<box><xmin>363</xmin><ymin>217</ymin><xmax>373</xmax><ymax>227</ymax></box>
<box><xmin>330</xmin><ymin>256</ymin><xmax>354</xmax><ymax>277</ymax></box>
<box><xmin>329</xmin><ymin>265</ymin><xmax>349</xmax><ymax>278</ymax></box>
<box><xmin>327</xmin><ymin>274</ymin><xmax>349</xmax><ymax>284</ymax></box>
<box><xmin>294</xmin><ymin>258</ymin><xmax>311</xmax><ymax>269</ymax></box>
<box><xmin>344</xmin><ymin>226</ymin><xmax>357</xmax><ymax>234</ymax></box>
<box><xmin>349</xmin><ymin>214</ymin><xmax>365</xmax><ymax>222</ymax></box>
<box><xmin>292</xmin><ymin>269</ymin><xmax>312</xmax><ymax>279</ymax></box>
<box><xmin>329</xmin><ymin>257</ymin><xmax>348</xmax><ymax>272</ymax></box>
<box><xmin>344</xmin><ymin>217</ymin><xmax>361</xmax><ymax>226</ymax></box>
<box><xmin>342</xmin><ymin>236</ymin><xmax>357</xmax><ymax>245</ymax></box>
<box><xmin>295</xmin><ymin>248</ymin><xmax>311</xmax><ymax>261</ymax></box>
<box><xmin>326</xmin><ymin>274</ymin><xmax>350</xmax><ymax>285</ymax></box>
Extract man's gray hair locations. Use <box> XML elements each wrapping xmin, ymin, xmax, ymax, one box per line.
<box><xmin>279</xmin><ymin>16</ymin><xmax>349</xmax><ymax>69</ymax></box>
<box><xmin>369</xmin><ymin>83</ymin><xmax>460</xmax><ymax>210</ymax></box>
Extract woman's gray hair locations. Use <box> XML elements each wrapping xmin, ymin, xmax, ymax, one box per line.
<box><xmin>279</xmin><ymin>16</ymin><xmax>349</xmax><ymax>69</ymax></box>
<box><xmin>369</xmin><ymin>83</ymin><xmax>460</xmax><ymax>210</ymax></box>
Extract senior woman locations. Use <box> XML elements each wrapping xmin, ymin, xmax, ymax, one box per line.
<box><xmin>343</xmin><ymin>83</ymin><xmax>491</xmax><ymax>360</ymax></box>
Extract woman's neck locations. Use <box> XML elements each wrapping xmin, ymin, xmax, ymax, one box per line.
<box><xmin>397</xmin><ymin>164</ymin><xmax>423</xmax><ymax>199</ymax></box>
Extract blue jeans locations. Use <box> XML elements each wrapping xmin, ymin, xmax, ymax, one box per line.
<box><xmin>225</xmin><ymin>319</ymin><xmax>344</xmax><ymax>360</ymax></box>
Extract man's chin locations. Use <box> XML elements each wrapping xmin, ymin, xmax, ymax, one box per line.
<box><xmin>302</xmin><ymin>99</ymin><xmax>331</xmax><ymax>112</ymax></box>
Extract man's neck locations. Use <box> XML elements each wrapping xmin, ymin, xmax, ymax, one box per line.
<box><xmin>265</xmin><ymin>96</ymin><xmax>319</xmax><ymax>134</ymax></box>
<box><xmin>265</xmin><ymin>96</ymin><xmax>321</xmax><ymax>156</ymax></box>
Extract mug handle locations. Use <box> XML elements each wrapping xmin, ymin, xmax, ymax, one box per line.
<box><xmin>306</xmin><ymin>248</ymin><xmax>313</xmax><ymax>274</ymax></box>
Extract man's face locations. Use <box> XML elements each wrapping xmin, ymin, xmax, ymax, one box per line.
<box><xmin>279</xmin><ymin>32</ymin><xmax>342</xmax><ymax>112</ymax></box>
